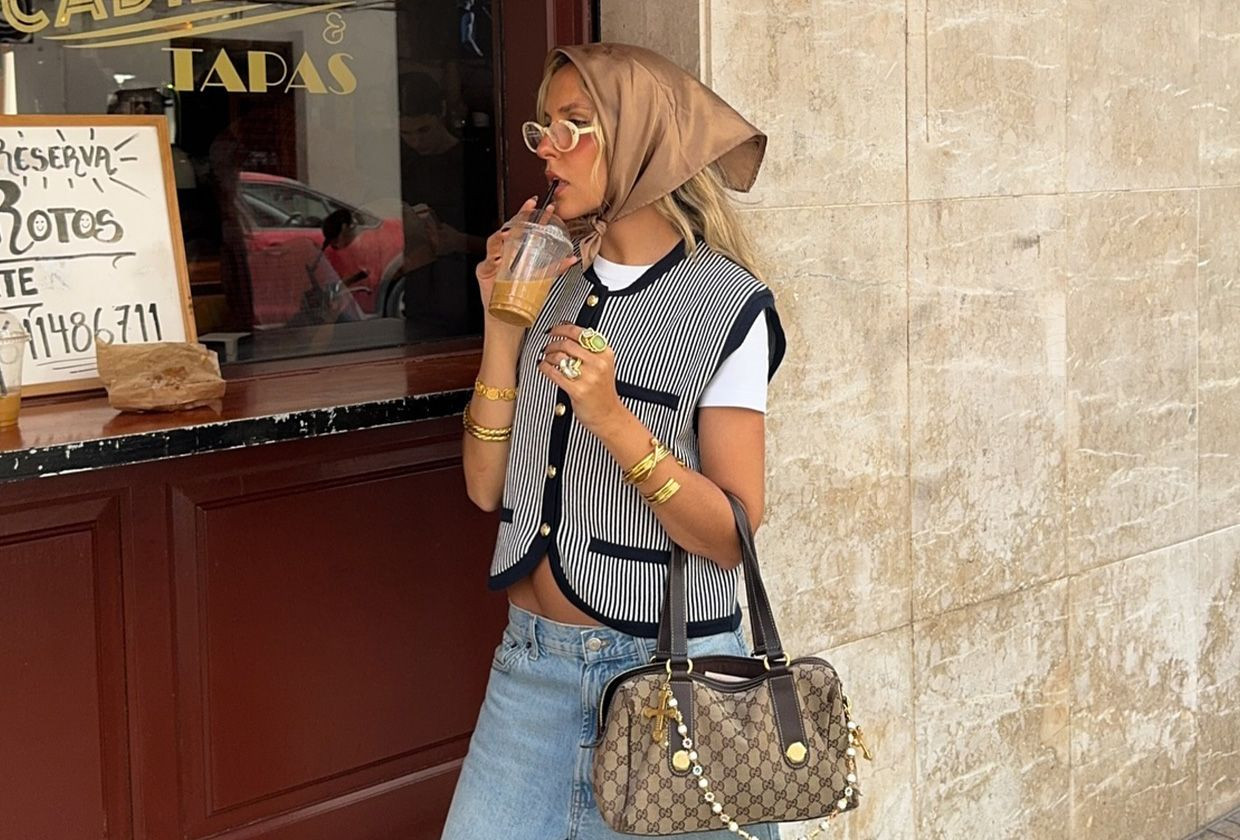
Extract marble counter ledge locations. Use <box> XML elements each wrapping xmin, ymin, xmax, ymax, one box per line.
<box><xmin>0</xmin><ymin>349</ymin><xmax>480</xmax><ymax>484</ymax></box>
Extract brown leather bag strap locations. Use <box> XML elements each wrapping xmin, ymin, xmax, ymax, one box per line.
<box><xmin>657</xmin><ymin>541</ymin><xmax>691</xmax><ymax>661</ymax></box>
<box><xmin>654</xmin><ymin>492</ymin><xmax>785</xmax><ymax>663</ymax></box>
<box><xmin>726</xmin><ymin>493</ymin><xmax>784</xmax><ymax>660</ymax></box>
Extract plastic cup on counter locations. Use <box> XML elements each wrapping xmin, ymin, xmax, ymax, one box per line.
<box><xmin>0</xmin><ymin>309</ymin><xmax>30</xmax><ymax>429</ymax></box>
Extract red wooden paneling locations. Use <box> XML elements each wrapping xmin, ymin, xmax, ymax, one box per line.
<box><xmin>0</xmin><ymin>494</ymin><xmax>132</xmax><ymax>840</ymax></box>
<box><xmin>166</xmin><ymin>434</ymin><xmax>503</xmax><ymax>838</ymax></box>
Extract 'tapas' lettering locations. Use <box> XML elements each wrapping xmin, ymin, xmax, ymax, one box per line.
<box><xmin>164</xmin><ymin>47</ymin><xmax>357</xmax><ymax>96</ymax></box>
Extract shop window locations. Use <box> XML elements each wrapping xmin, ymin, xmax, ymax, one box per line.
<box><xmin>6</xmin><ymin>0</ymin><xmax>506</xmax><ymax>365</ymax></box>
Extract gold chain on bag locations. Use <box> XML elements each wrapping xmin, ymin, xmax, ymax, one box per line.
<box><xmin>652</xmin><ymin>678</ymin><xmax>872</xmax><ymax>839</ymax></box>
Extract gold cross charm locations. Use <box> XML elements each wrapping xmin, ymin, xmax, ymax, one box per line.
<box><xmin>641</xmin><ymin>684</ymin><xmax>678</xmax><ymax>746</ymax></box>
<box><xmin>852</xmin><ymin>724</ymin><xmax>874</xmax><ymax>761</ymax></box>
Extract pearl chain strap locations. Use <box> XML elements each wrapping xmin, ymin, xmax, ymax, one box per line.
<box><xmin>658</xmin><ymin>679</ymin><xmax>865</xmax><ymax>840</ymax></box>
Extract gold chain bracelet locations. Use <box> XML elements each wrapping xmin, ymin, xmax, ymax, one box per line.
<box><xmin>643</xmin><ymin>477</ymin><xmax>681</xmax><ymax>506</ymax></box>
<box><xmin>474</xmin><ymin>379</ymin><xmax>518</xmax><ymax>401</ymax></box>
<box><xmin>463</xmin><ymin>403</ymin><xmax>512</xmax><ymax>442</ymax></box>
<box><xmin>623</xmin><ymin>438</ymin><xmax>671</xmax><ymax>485</ymax></box>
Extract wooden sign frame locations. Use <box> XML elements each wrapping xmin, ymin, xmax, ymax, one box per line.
<box><xmin>0</xmin><ymin>115</ymin><xmax>195</xmax><ymax>397</ymax></box>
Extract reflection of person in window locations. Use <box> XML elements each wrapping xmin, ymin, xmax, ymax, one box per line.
<box><xmin>398</xmin><ymin>72</ymin><xmax>492</xmax><ymax>334</ymax></box>
<box><xmin>399</xmin><ymin>73</ymin><xmax>475</xmax><ymax>240</ymax></box>
<box><xmin>286</xmin><ymin>209</ymin><xmax>365</xmax><ymax>326</ymax></box>
<box><xmin>207</xmin><ymin>125</ymin><xmax>254</xmax><ymax>330</ymax></box>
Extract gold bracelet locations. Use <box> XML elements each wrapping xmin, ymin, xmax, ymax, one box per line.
<box><xmin>475</xmin><ymin>379</ymin><xmax>518</xmax><ymax>401</ymax></box>
<box><xmin>643</xmin><ymin>477</ymin><xmax>681</xmax><ymax>506</ymax></box>
<box><xmin>622</xmin><ymin>438</ymin><xmax>670</xmax><ymax>486</ymax></box>
<box><xmin>463</xmin><ymin>403</ymin><xmax>512</xmax><ymax>442</ymax></box>
<box><xmin>464</xmin><ymin>417</ymin><xmax>511</xmax><ymax>442</ymax></box>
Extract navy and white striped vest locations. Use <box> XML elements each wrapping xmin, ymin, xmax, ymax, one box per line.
<box><xmin>489</xmin><ymin>241</ymin><xmax>786</xmax><ymax>637</ymax></box>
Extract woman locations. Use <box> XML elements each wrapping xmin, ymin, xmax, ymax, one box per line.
<box><xmin>444</xmin><ymin>43</ymin><xmax>786</xmax><ymax>840</ymax></box>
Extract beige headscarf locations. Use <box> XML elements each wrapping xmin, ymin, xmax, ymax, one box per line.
<box><xmin>549</xmin><ymin>43</ymin><xmax>766</xmax><ymax>267</ymax></box>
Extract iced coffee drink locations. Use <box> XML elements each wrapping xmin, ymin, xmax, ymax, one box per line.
<box><xmin>0</xmin><ymin>392</ymin><xmax>18</xmax><ymax>428</ymax></box>
<box><xmin>488</xmin><ymin>210</ymin><xmax>573</xmax><ymax>327</ymax></box>
<box><xmin>490</xmin><ymin>276</ymin><xmax>557</xmax><ymax>326</ymax></box>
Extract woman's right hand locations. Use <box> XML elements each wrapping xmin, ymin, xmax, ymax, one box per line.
<box><xmin>476</xmin><ymin>197</ymin><xmax>579</xmax><ymax>321</ymax></box>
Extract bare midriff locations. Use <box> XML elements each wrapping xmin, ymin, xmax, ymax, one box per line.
<box><xmin>506</xmin><ymin>554</ymin><xmax>603</xmax><ymax>626</ymax></box>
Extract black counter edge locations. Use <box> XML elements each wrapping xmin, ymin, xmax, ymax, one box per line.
<box><xmin>0</xmin><ymin>389</ymin><xmax>472</xmax><ymax>485</ymax></box>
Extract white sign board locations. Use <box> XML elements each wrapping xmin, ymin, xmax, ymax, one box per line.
<box><xmin>0</xmin><ymin>116</ymin><xmax>194</xmax><ymax>396</ymax></box>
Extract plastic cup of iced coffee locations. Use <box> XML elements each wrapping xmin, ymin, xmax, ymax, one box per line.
<box><xmin>0</xmin><ymin>309</ymin><xmax>29</xmax><ymax>429</ymax></box>
<box><xmin>488</xmin><ymin>209</ymin><xmax>574</xmax><ymax>327</ymax></box>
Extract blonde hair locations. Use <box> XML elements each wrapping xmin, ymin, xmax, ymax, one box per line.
<box><xmin>651</xmin><ymin>165</ymin><xmax>764</xmax><ymax>281</ymax></box>
<box><xmin>536</xmin><ymin>54</ymin><xmax>764</xmax><ymax>281</ymax></box>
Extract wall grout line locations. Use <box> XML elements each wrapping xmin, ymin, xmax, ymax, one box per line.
<box><xmin>825</xmin><ymin>512</ymin><xmax>1240</xmax><ymax>651</ymax></box>
<box><xmin>923</xmin><ymin>0</ymin><xmax>929</xmax><ymax>145</ymax></box>
<box><xmin>739</xmin><ymin>182</ymin><xmax>1240</xmax><ymax>215</ymax></box>
<box><xmin>698</xmin><ymin>0</ymin><xmax>711</xmax><ymax>86</ymax></box>
<box><xmin>1063</xmin><ymin>0</ymin><xmax>1074</xmax><ymax>818</ymax></box>
<box><xmin>1193</xmin><ymin>179</ymin><xmax>1203</xmax><ymax>835</ymax></box>
<box><xmin>904</xmin><ymin>2</ymin><xmax>920</xmax><ymax>834</ymax></box>
<box><xmin>1063</xmin><ymin>5</ymin><xmax>1074</xmax><ymax>829</ymax></box>
<box><xmin>1195</xmin><ymin>186</ymin><xmax>1203</xmax><ymax>540</ymax></box>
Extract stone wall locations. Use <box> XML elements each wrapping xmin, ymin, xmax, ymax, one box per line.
<box><xmin>601</xmin><ymin>2</ymin><xmax>1240</xmax><ymax>838</ymax></box>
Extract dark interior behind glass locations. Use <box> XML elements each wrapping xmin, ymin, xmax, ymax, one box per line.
<box><xmin>8</xmin><ymin>0</ymin><xmax>498</xmax><ymax>364</ymax></box>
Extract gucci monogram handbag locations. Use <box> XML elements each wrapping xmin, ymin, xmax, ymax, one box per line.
<box><xmin>592</xmin><ymin>494</ymin><xmax>872</xmax><ymax>837</ymax></box>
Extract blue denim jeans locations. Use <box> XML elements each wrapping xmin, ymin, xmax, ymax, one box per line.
<box><xmin>441</xmin><ymin>604</ymin><xmax>780</xmax><ymax>840</ymax></box>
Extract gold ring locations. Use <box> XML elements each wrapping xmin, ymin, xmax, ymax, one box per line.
<box><xmin>558</xmin><ymin>356</ymin><xmax>583</xmax><ymax>380</ymax></box>
<box><xmin>578</xmin><ymin>328</ymin><xmax>609</xmax><ymax>354</ymax></box>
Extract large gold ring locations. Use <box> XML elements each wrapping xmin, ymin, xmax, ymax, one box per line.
<box><xmin>558</xmin><ymin>356</ymin><xmax>583</xmax><ymax>380</ymax></box>
<box><xmin>578</xmin><ymin>328</ymin><xmax>609</xmax><ymax>354</ymax></box>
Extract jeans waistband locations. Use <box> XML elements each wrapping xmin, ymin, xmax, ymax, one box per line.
<box><xmin>505</xmin><ymin>603</ymin><xmax>655</xmax><ymax>663</ymax></box>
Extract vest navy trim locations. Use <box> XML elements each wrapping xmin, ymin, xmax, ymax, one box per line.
<box><xmin>718</xmin><ymin>289</ymin><xmax>787</xmax><ymax>381</ymax></box>
<box><xmin>588</xmin><ymin>537</ymin><xmax>671</xmax><ymax>565</ymax></box>
<box><xmin>546</xmin><ymin>541</ymin><xmax>743</xmax><ymax>638</ymax></box>
<box><xmin>615</xmin><ymin>381</ymin><xmax>680</xmax><ymax>410</ymax></box>
<box><xmin>583</xmin><ymin>239</ymin><xmax>687</xmax><ymax>297</ymax></box>
<box><xmin>486</xmin><ymin>257</ymin><xmax>609</xmax><ymax>594</ymax></box>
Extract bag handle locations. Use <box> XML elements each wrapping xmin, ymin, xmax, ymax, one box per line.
<box><xmin>654</xmin><ymin>492</ymin><xmax>786</xmax><ymax>664</ymax></box>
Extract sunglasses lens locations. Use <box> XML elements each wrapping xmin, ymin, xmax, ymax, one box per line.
<box><xmin>549</xmin><ymin>121</ymin><xmax>576</xmax><ymax>151</ymax></box>
<box><xmin>521</xmin><ymin>122</ymin><xmax>543</xmax><ymax>152</ymax></box>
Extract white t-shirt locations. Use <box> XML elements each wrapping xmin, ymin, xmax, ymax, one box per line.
<box><xmin>592</xmin><ymin>255</ymin><xmax>768</xmax><ymax>413</ymax></box>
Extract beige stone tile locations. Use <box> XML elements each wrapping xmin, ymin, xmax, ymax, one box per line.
<box><xmin>909</xmin><ymin>196</ymin><xmax>1067</xmax><ymax>618</ymax></box>
<box><xmin>710</xmin><ymin>0</ymin><xmax>906</xmax><ymax>207</ymax></box>
<box><xmin>907</xmin><ymin>0</ymin><xmax>1068</xmax><ymax>199</ymax></box>
<box><xmin>1199</xmin><ymin>187</ymin><xmax>1240</xmax><ymax>533</ymax></box>
<box><xmin>599</xmin><ymin>0</ymin><xmax>701</xmax><ymax>78</ymax></box>
<box><xmin>1065</xmin><ymin>190</ymin><xmax>1197</xmax><ymax>573</ymax></box>
<box><xmin>780</xmin><ymin>627</ymin><xmax>914</xmax><ymax>840</ymax></box>
<box><xmin>914</xmin><ymin>580</ymin><xmax>1071</xmax><ymax>839</ymax></box>
<box><xmin>1201</xmin><ymin>1</ymin><xmax>1240</xmax><ymax>184</ymax></box>
<box><xmin>1066</xmin><ymin>1</ymin><xmax>1200</xmax><ymax>191</ymax></box>
<box><xmin>752</xmin><ymin>204</ymin><xmax>909</xmax><ymax>652</ymax></box>
<box><xmin>1069</xmin><ymin>542</ymin><xmax>1199</xmax><ymax>840</ymax></box>
<box><xmin>1197</xmin><ymin>525</ymin><xmax>1240</xmax><ymax>823</ymax></box>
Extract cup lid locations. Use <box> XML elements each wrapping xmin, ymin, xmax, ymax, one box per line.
<box><xmin>516</xmin><ymin>208</ymin><xmax>572</xmax><ymax>247</ymax></box>
<box><xmin>0</xmin><ymin>308</ymin><xmax>30</xmax><ymax>342</ymax></box>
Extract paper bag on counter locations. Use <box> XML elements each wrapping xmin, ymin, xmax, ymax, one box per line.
<box><xmin>96</xmin><ymin>338</ymin><xmax>226</xmax><ymax>412</ymax></box>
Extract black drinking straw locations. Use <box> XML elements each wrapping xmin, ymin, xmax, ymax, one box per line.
<box><xmin>0</xmin><ymin>366</ymin><xmax>7</xmax><ymax>397</ymax></box>
<box><xmin>509</xmin><ymin>178</ymin><xmax>559</xmax><ymax>272</ymax></box>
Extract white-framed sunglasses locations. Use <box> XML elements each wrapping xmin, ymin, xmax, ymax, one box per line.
<box><xmin>521</xmin><ymin>119</ymin><xmax>598</xmax><ymax>153</ymax></box>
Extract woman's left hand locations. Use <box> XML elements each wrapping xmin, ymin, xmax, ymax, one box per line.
<box><xmin>539</xmin><ymin>323</ymin><xmax>626</xmax><ymax>434</ymax></box>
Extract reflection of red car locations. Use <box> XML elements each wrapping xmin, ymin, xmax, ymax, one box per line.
<box><xmin>239</xmin><ymin>173</ymin><xmax>406</xmax><ymax>325</ymax></box>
